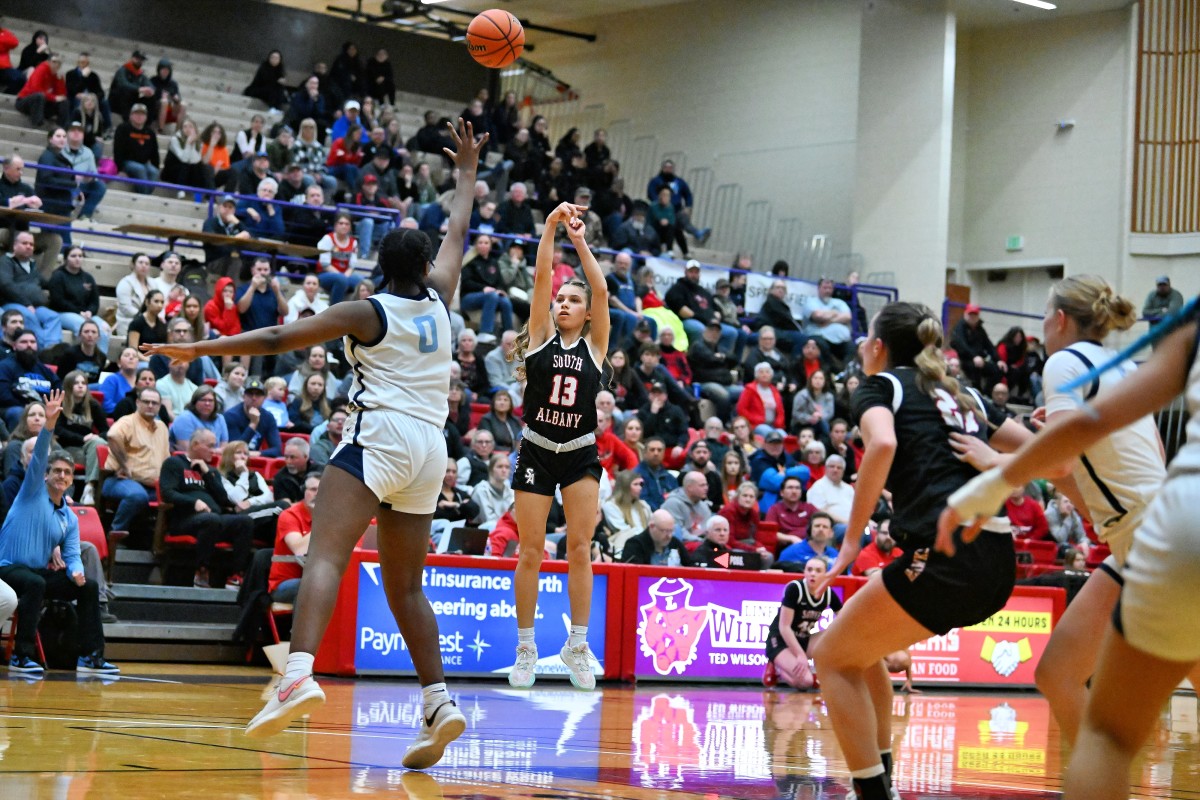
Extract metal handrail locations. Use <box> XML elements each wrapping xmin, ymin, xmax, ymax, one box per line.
<box><xmin>11</xmin><ymin>158</ymin><xmax>401</xmax><ymax>224</ymax></box>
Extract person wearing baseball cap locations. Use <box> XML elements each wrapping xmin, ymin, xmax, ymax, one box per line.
<box><xmin>61</xmin><ymin>120</ymin><xmax>107</xmax><ymax>220</ymax></box>
<box><xmin>223</xmin><ymin>375</ymin><xmax>283</xmax><ymax>458</ymax></box>
<box><xmin>200</xmin><ymin>194</ymin><xmax>250</xmax><ymax>267</ymax></box>
<box><xmin>950</xmin><ymin>300</ymin><xmax>1003</xmax><ymax>392</ymax></box>
<box><xmin>1142</xmin><ymin>275</ymin><xmax>1183</xmax><ymax>322</ymax></box>
<box><xmin>665</xmin><ymin>258</ymin><xmax>745</xmax><ymax>361</ymax></box>
<box><xmin>113</xmin><ymin>97</ymin><xmax>160</xmax><ymax>194</ymax></box>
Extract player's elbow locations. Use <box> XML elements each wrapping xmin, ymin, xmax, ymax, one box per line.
<box><xmin>868</xmin><ymin>433</ymin><xmax>897</xmax><ymax>456</ymax></box>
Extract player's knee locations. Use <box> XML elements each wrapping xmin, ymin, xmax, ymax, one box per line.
<box><xmin>1033</xmin><ymin>654</ymin><xmax>1069</xmax><ymax>694</ymax></box>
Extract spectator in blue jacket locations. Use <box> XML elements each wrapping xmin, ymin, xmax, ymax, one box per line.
<box><xmin>0</xmin><ymin>329</ymin><xmax>61</xmax><ymax>430</ymax></box>
<box><xmin>223</xmin><ymin>377</ymin><xmax>281</xmax><ymax>457</ymax></box>
<box><xmin>749</xmin><ymin>430</ymin><xmax>810</xmax><ymax>513</ymax></box>
<box><xmin>236</xmin><ymin>178</ymin><xmax>286</xmax><ymax>239</ymax></box>
<box><xmin>0</xmin><ymin>389</ymin><xmax>117</xmax><ymax>675</ymax></box>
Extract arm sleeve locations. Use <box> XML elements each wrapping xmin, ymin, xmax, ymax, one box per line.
<box><xmin>1041</xmin><ymin>350</ymin><xmax>1090</xmax><ymax>416</ymax></box>
<box><xmin>849</xmin><ymin>374</ymin><xmax>895</xmax><ymax>426</ymax></box>
<box><xmin>259</xmin><ymin>414</ymin><xmax>282</xmax><ymax>457</ymax></box>
<box><xmin>780</xmin><ymin>581</ymin><xmax>801</xmax><ymax>611</ymax></box>
<box><xmin>16</xmin><ymin>428</ymin><xmax>54</xmax><ymax>507</ymax></box>
<box><xmin>316</xmin><ymin>234</ymin><xmax>334</xmax><ymax>269</ymax></box>
<box><xmin>62</xmin><ymin>516</ymin><xmax>83</xmax><ymax>577</ymax></box>
<box><xmin>158</xmin><ymin>458</ymin><xmax>190</xmax><ymax>505</ymax></box>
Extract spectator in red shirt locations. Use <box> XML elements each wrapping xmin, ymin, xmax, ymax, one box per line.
<box><xmin>737</xmin><ymin>362</ymin><xmax>786</xmax><ymax>437</ymax></box>
<box><xmin>765</xmin><ymin>476</ymin><xmax>819</xmax><ymax>549</ymax></box>
<box><xmin>718</xmin><ymin>481</ymin><xmax>775</xmax><ymax>567</ymax></box>
<box><xmin>487</xmin><ymin>508</ymin><xmax>520</xmax><ymax>557</ymax></box>
<box><xmin>1006</xmin><ymin>485</ymin><xmax>1050</xmax><ymax>540</ymax></box>
<box><xmin>16</xmin><ymin>53</ymin><xmax>68</xmax><ymax>129</ymax></box>
<box><xmin>852</xmin><ymin>515</ymin><xmax>903</xmax><ymax>576</ymax></box>
<box><xmin>595</xmin><ymin>409</ymin><xmax>637</xmax><ymax>479</ymax></box>
<box><xmin>325</xmin><ymin>124</ymin><xmax>363</xmax><ymax>199</ymax></box>
<box><xmin>0</xmin><ymin>26</ymin><xmax>22</xmax><ymax>94</ymax></box>
<box><xmin>268</xmin><ymin>472</ymin><xmax>319</xmax><ymax>603</ymax></box>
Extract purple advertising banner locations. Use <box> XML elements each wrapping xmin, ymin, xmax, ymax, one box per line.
<box><xmin>633</xmin><ymin>574</ymin><xmax>844</xmax><ymax>681</ymax></box>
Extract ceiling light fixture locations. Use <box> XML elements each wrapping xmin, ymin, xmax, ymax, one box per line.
<box><xmin>1012</xmin><ymin>0</ymin><xmax>1057</xmax><ymax>9</ymax></box>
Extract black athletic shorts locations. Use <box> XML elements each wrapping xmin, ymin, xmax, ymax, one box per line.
<box><xmin>512</xmin><ymin>439</ymin><xmax>602</xmax><ymax>497</ymax></box>
<box><xmin>881</xmin><ymin>530</ymin><xmax>1016</xmax><ymax>636</ymax></box>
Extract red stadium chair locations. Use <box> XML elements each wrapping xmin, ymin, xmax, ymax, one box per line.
<box><xmin>280</xmin><ymin>432</ymin><xmax>311</xmax><ymax>446</ymax></box>
<box><xmin>263</xmin><ymin>458</ymin><xmax>287</xmax><ymax>481</ymax></box>
<box><xmin>1</xmin><ymin>612</ymin><xmax>47</xmax><ymax>664</ymax></box>
<box><xmin>1015</xmin><ymin>539</ymin><xmax>1057</xmax><ymax>565</ymax></box>
<box><xmin>1086</xmin><ymin>542</ymin><xmax>1112</xmax><ymax>569</ymax></box>
<box><xmin>73</xmin><ymin>506</ymin><xmax>108</xmax><ymax>561</ymax></box>
<box><xmin>469</xmin><ymin>402</ymin><xmax>490</xmax><ymax>430</ymax></box>
<box><xmin>90</xmin><ymin>390</ymin><xmax>105</xmax><ymax>407</ymax></box>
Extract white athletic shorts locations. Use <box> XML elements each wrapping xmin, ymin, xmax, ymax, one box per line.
<box><xmin>1116</xmin><ymin>476</ymin><xmax>1200</xmax><ymax>663</ymax></box>
<box><xmin>1097</xmin><ymin>509</ymin><xmax>1143</xmax><ymax>578</ymax></box>
<box><xmin>329</xmin><ymin>409</ymin><xmax>446</xmax><ymax>514</ymax></box>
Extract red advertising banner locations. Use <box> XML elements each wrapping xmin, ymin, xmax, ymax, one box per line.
<box><xmin>906</xmin><ymin>591</ymin><xmax>1063</xmax><ymax>687</ymax></box>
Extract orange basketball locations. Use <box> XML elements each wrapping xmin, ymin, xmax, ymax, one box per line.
<box><xmin>465</xmin><ymin>9</ymin><xmax>525</xmax><ymax>69</ymax></box>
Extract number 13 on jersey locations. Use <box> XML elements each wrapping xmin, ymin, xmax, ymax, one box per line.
<box><xmin>549</xmin><ymin>374</ymin><xmax>578</xmax><ymax>407</ymax></box>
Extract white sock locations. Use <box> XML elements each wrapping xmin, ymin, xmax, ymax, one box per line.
<box><xmin>517</xmin><ymin>627</ymin><xmax>536</xmax><ymax>646</ymax></box>
<box><xmin>283</xmin><ymin>652</ymin><xmax>314</xmax><ymax>684</ymax></box>
<box><xmin>850</xmin><ymin>764</ymin><xmax>885</xmax><ymax>780</ymax></box>
<box><xmin>421</xmin><ymin>682</ymin><xmax>450</xmax><ymax>718</ymax></box>
<box><xmin>568</xmin><ymin>625</ymin><xmax>587</xmax><ymax>647</ymax></box>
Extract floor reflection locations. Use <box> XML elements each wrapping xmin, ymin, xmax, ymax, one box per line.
<box><xmin>0</xmin><ymin>670</ymin><xmax>1196</xmax><ymax>799</ymax></box>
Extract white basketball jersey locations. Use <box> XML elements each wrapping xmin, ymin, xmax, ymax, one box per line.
<box><xmin>1043</xmin><ymin>341</ymin><xmax>1165</xmax><ymax>539</ymax></box>
<box><xmin>343</xmin><ymin>290</ymin><xmax>452</xmax><ymax>431</ymax></box>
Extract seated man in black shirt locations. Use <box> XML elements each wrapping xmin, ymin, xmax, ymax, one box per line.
<box><xmin>692</xmin><ymin>515</ymin><xmax>736</xmax><ymax>567</ymax></box>
<box><xmin>621</xmin><ymin>509</ymin><xmax>692</xmax><ymax>566</ymax></box>
<box><xmin>273</xmin><ymin>437</ymin><xmax>315</xmax><ymax>504</ymax></box>
<box><xmin>158</xmin><ymin>429</ymin><xmax>254</xmax><ymax>589</ymax></box>
<box><xmin>284</xmin><ymin>184</ymin><xmax>333</xmax><ymax>248</ymax></box>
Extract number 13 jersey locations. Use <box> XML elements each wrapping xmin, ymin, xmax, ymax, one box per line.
<box><xmin>851</xmin><ymin>366</ymin><xmax>1010</xmax><ymax>547</ymax></box>
<box><xmin>522</xmin><ymin>332</ymin><xmax>602</xmax><ymax>444</ymax></box>
<box><xmin>343</xmin><ymin>290</ymin><xmax>452</xmax><ymax>429</ymax></box>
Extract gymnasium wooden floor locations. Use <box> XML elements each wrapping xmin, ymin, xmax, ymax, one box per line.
<box><xmin>2</xmin><ymin>664</ymin><xmax>1198</xmax><ymax>799</ymax></box>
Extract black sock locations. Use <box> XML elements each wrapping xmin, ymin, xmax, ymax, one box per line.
<box><xmin>852</xmin><ymin>775</ymin><xmax>891</xmax><ymax>800</ymax></box>
<box><xmin>880</xmin><ymin>750</ymin><xmax>893</xmax><ymax>777</ymax></box>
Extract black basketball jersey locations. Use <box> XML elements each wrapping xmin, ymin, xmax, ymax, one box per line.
<box><xmin>851</xmin><ymin>367</ymin><xmax>1009</xmax><ymax>547</ymax></box>
<box><xmin>766</xmin><ymin>580</ymin><xmax>843</xmax><ymax>646</ymax></box>
<box><xmin>523</xmin><ymin>332</ymin><xmax>602</xmax><ymax>444</ymax></box>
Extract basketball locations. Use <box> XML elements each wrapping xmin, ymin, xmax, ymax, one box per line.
<box><xmin>465</xmin><ymin>9</ymin><xmax>525</xmax><ymax>69</ymax></box>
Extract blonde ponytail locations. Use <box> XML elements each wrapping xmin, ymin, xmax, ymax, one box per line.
<box><xmin>1048</xmin><ymin>275</ymin><xmax>1137</xmax><ymax>340</ymax></box>
<box><xmin>911</xmin><ymin>317</ymin><xmax>984</xmax><ymax>425</ymax></box>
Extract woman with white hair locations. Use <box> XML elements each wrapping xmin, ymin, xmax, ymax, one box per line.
<box><xmin>736</xmin><ymin>361</ymin><xmax>786</xmax><ymax>438</ymax></box>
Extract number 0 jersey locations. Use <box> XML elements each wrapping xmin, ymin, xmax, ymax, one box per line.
<box><xmin>343</xmin><ymin>290</ymin><xmax>452</xmax><ymax>432</ymax></box>
<box><xmin>522</xmin><ymin>332</ymin><xmax>602</xmax><ymax>444</ymax></box>
<box><xmin>852</xmin><ymin>367</ymin><xmax>1009</xmax><ymax>547</ymax></box>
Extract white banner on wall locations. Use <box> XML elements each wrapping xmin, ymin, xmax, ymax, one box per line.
<box><xmin>642</xmin><ymin>258</ymin><xmax>816</xmax><ymax>321</ymax></box>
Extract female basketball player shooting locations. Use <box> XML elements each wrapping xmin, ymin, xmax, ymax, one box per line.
<box><xmin>144</xmin><ymin>119</ymin><xmax>487</xmax><ymax>770</ymax></box>
<box><xmin>940</xmin><ymin>298</ymin><xmax>1200</xmax><ymax>800</ymax></box>
<box><xmin>808</xmin><ymin>303</ymin><xmax>1030</xmax><ymax>800</ymax></box>
<box><xmin>505</xmin><ymin>202</ymin><xmax>609</xmax><ymax>690</ymax></box>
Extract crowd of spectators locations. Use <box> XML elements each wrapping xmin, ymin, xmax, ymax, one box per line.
<box><xmin>0</xmin><ymin>21</ymin><xmax>1191</xmax><ymax>676</ymax></box>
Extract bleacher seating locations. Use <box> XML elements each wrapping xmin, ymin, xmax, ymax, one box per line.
<box><xmin>0</xmin><ymin>15</ymin><xmax>463</xmax><ymax>313</ymax></box>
